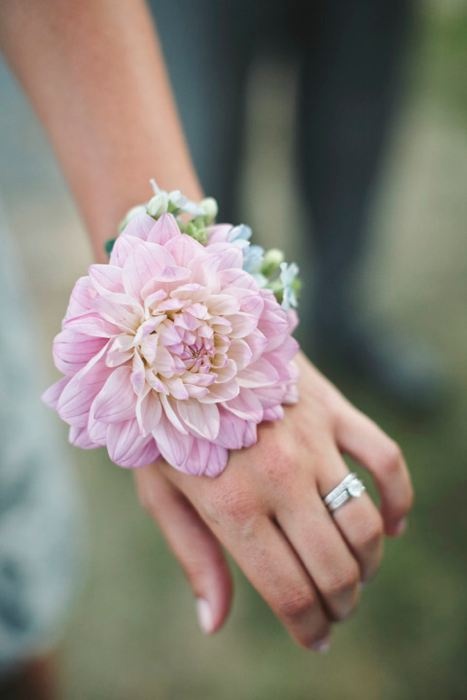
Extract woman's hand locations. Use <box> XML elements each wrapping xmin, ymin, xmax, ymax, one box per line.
<box><xmin>134</xmin><ymin>352</ymin><xmax>413</xmax><ymax>651</ymax></box>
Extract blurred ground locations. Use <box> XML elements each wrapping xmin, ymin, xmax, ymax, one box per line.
<box><xmin>0</xmin><ymin>3</ymin><xmax>467</xmax><ymax>699</ymax></box>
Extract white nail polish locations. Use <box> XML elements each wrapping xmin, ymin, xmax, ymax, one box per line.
<box><xmin>196</xmin><ymin>597</ymin><xmax>214</xmax><ymax>634</ymax></box>
<box><xmin>312</xmin><ymin>637</ymin><xmax>331</xmax><ymax>653</ymax></box>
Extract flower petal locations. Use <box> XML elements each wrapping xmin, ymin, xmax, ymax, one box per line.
<box><xmin>53</xmin><ymin>329</ymin><xmax>107</xmax><ymax>376</ymax></box>
<box><xmin>237</xmin><ymin>358</ymin><xmax>279</xmax><ymax>388</ymax></box>
<box><xmin>41</xmin><ymin>377</ymin><xmax>69</xmax><ymax>410</ymax></box>
<box><xmin>57</xmin><ymin>359</ymin><xmax>111</xmax><ymax>427</ymax></box>
<box><xmin>69</xmin><ymin>425</ymin><xmax>99</xmax><ymax>449</ymax></box>
<box><xmin>122</xmin><ymin>240</ymin><xmax>176</xmax><ymax>298</ymax></box>
<box><xmin>223</xmin><ymin>388</ymin><xmax>264</xmax><ymax>423</ymax></box>
<box><xmin>136</xmin><ymin>390</ymin><xmax>162</xmax><ymax>436</ymax></box>
<box><xmin>146</xmin><ymin>213</ymin><xmax>181</xmax><ymax>245</ymax></box>
<box><xmin>91</xmin><ymin>366</ymin><xmax>136</xmax><ymax>423</ymax></box>
<box><xmin>152</xmin><ymin>416</ymin><xmax>193</xmax><ymax>467</ymax></box>
<box><xmin>177</xmin><ymin>399</ymin><xmax>220</xmax><ymax>440</ymax></box>
<box><xmin>107</xmin><ymin>419</ymin><xmax>158</xmax><ymax>467</ymax></box>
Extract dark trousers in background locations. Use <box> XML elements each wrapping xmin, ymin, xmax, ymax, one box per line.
<box><xmin>151</xmin><ymin>0</ymin><xmax>411</xmax><ymax>340</ymax></box>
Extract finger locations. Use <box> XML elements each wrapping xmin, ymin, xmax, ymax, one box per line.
<box><xmin>334</xmin><ymin>404</ymin><xmax>414</xmax><ymax>536</ymax></box>
<box><xmin>275</xmin><ymin>488</ymin><xmax>361</xmax><ymax>621</ymax></box>
<box><xmin>316</xmin><ymin>450</ymin><xmax>385</xmax><ymax>582</ymax></box>
<box><xmin>196</xmin><ymin>507</ymin><xmax>331</xmax><ymax>651</ymax></box>
<box><xmin>134</xmin><ymin>463</ymin><xmax>233</xmax><ymax>634</ymax></box>
<box><xmin>159</xmin><ymin>456</ymin><xmax>330</xmax><ymax>649</ymax></box>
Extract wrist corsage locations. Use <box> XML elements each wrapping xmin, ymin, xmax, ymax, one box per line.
<box><xmin>42</xmin><ymin>182</ymin><xmax>301</xmax><ymax>476</ymax></box>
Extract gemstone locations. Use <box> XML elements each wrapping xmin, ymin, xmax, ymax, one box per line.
<box><xmin>348</xmin><ymin>478</ymin><xmax>365</xmax><ymax>498</ymax></box>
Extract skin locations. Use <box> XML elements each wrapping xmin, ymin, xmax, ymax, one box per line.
<box><xmin>0</xmin><ymin>0</ymin><xmax>413</xmax><ymax>652</ymax></box>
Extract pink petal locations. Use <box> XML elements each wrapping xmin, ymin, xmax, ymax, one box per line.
<box><xmin>186</xmin><ymin>439</ymin><xmax>228</xmax><ymax>477</ymax></box>
<box><xmin>177</xmin><ymin>399</ymin><xmax>220</xmax><ymax>440</ymax></box>
<box><xmin>63</xmin><ymin>312</ymin><xmax>120</xmax><ymax>338</ymax></box>
<box><xmin>87</xmin><ymin>410</ymin><xmax>108</xmax><ymax>444</ymax></box>
<box><xmin>41</xmin><ymin>377</ymin><xmax>69</xmax><ymax>410</ymax></box>
<box><xmin>263</xmin><ymin>405</ymin><xmax>284</xmax><ymax>421</ymax></box>
<box><xmin>146</xmin><ymin>213</ymin><xmax>181</xmax><ymax>245</ymax></box>
<box><xmin>152</xmin><ymin>416</ymin><xmax>193</xmax><ymax>468</ymax></box>
<box><xmin>207</xmin><ymin>294</ymin><xmax>239</xmax><ymax>316</ymax></box>
<box><xmin>207</xmin><ymin>224</ymin><xmax>233</xmax><ymax>244</ymax></box>
<box><xmin>165</xmin><ymin>377</ymin><xmax>189</xmax><ymax>400</ymax></box>
<box><xmin>65</xmin><ymin>276</ymin><xmax>96</xmax><ymax>319</ymax></box>
<box><xmin>223</xmin><ymin>388</ymin><xmax>264</xmax><ymax>423</ymax></box>
<box><xmin>91</xmin><ymin>366</ymin><xmax>136</xmax><ymax>423</ymax></box>
<box><xmin>219</xmin><ymin>268</ymin><xmax>258</xmax><ymax>290</ymax></box>
<box><xmin>53</xmin><ymin>329</ymin><xmax>107</xmax><ymax>376</ymax></box>
<box><xmin>88</xmin><ymin>264</ymin><xmax>124</xmax><ymax>293</ymax></box>
<box><xmin>123</xmin><ymin>241</ymin><xmax>176</xmax><ymax>299</ymax></box>
<box><xmin>200</xmin><ymin>379</ymin><xmax>239</xmax><ymax>403</ymax></box>
<box><xmin>227</xmin><ymin>313</ymin><xmax>258</xmax><ymax>339</ymax></box>
<box><xmin>160</xmin><ymin>394</ymin><xmax>188</xmax><ymax>434</ymax></box>
<box><xmin>57</xmin><ymin>359</ymin><xmax>111</xmax><ymax>427</ymax></box>
<box><xmin>205</xmin><ymin>242</ymin><xmax>243</xmax><ymax>270</ymax></box>
<box><xmin>136</xmin><ymin>390</ymin><xmax>162</xmax><ymax>436</ymax></box>
<box><xmin>228</xmin><ymin>339</ymin><xmax>253</xmax><ymax>371</ymax></box>
<box><xmin>237</xmin><ymin>358</ymin><xmax>279</xmax><ymax>388</ymax></box>
<box><xmin>131</xmin><ymin>351</ymin><xmax>146</xmax><ymax>395</ymax></box>
<box><xmin>110</xmin><ymin>234</ymin><xmax>142</xmax><ymax>267</ymax></box>
<box><xmin>165</xmin><ymin>233</ymin><xmax>205</xmax><ymax>266</ymax></box>
<box><xmin>69</xmin><ymin>425</ymin><xmax>99</xmax><ymax>449</ymax></box>
<box><xmin>140</xmin><ymin>265</ymin><xmax>191</xmax><ymax>297</ymax></box>
<box><xmin>121</xmin><ymin>212</ymin><xmax>156</xmax><ymax>240</ymax></box>
<box><xmin>107</xmin><ymin>419</ymin><xmax>158</xmax><ymax>467</ymax></box>
<box><xmin>215</xmin><ymin>409</ymin><xmax>255</xmax><ymax>450</ymax></box>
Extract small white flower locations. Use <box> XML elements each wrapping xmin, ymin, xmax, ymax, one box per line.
<box><xmin>200</xmin><ymin>197</ymin><xmax>218</xmax><ymax>221</ymax></box>
<box><xmin>261</xmin><ymin>248</ymin><xmax>284</xmax><ymax>276</ymax></box>
<box><xmin>147</xmin><ymin>192</ymin><xmax>169</xmax><ymax>217</ymax></box>
<box><xmin>279</xmin><ymin>262</ymin><xmax>299</xmax><ymax>309</ymax></box>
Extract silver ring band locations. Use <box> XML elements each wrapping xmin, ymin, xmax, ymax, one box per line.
<box><xmin>323</xmin><ymin>472</ymin><xmax>366</xmax><ymax>513</ymax></box>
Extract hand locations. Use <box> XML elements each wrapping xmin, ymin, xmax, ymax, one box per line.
<box><xmin>134</xmin><ymin>352</ymin><xmax>413</xmax><ymax>650</ymax></box>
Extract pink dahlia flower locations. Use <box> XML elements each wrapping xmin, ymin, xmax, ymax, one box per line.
<box><xmin>43</xmin><ymin>213</ymin><xmax>299</xmax><ymax>476</ymax></box>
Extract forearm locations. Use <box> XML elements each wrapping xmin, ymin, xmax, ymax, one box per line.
<box><xmin>0</xmin><ymin>0</ymin><xmax>201</xmax><ymax>260</ymax></box>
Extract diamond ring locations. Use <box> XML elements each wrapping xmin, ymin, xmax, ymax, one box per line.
<box><xmin>323</xmin><ymin>473</ymin><xmax>366</xmax><ymax>514</ymax></box>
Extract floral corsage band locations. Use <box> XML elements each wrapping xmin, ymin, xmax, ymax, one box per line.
<box><xmin>42</xmin><ymin>183</ymin><xmax>301</xmax><ymax>476</ymax></box>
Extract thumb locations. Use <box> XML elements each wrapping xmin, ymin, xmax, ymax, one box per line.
<box><xmin>134</xmin><ymin>464</ymin><xmax>233</xmax><ymax>634</ymax></box>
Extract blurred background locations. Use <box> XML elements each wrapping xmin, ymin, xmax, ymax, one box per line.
<box><xmin>0</xmin><ymin>0</ymin><xmax>466</xmax><ymax>698</ymax></box>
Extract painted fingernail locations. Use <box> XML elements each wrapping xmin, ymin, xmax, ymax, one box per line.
<box><xmin>393</xmin><ymin>518</ymin><xmax>407</xmax><ymax>536</ymax></box>
<box><xmin>196</xmin><ymin>597</ymin><xmax>214</xmax><ymax>634</ymax></box>
<box><xmin>311</xmin><ymin>636</ymin><xmax>331</xmax><ymax>653</ymax></box>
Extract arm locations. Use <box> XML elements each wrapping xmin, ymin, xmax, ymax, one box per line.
<box><xmin>0</xmin><ymin>0</ymin><xmax>201</xmax><ymax>260</ymax></box>
<box><xmin>0</xmin><ymin>0</ymin><xmax>413</xmax><ymax>650</ymax></box>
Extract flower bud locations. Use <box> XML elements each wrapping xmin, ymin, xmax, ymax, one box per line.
<box><xmin>200</xmin><ymin>197</ymin><xmax>218</xmax><ymax>221</ymax></box>
<box><xmin>261</xmin><ymin>248</ymin><xmax>285</xmax><ymax>276</ymax></box>
<box><xmin>147</xmin><ymin>192</ymin><xmax>169</xmax><ymax>218</ymax></box>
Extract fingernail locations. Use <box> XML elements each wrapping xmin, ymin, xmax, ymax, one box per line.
<box><xmin>393</xmin><ymin>518</ymin><xmax>407</xmax><ymax>536</ymax></box>
<box><xmin>196</xmin><ymin>597</ymin><xmax>214</xmax><ymax>634</ymax></box>
<box><xmin>311</xmin><ymin>636</ymin><xmax>331</xmax><ymax>653</ymax></box>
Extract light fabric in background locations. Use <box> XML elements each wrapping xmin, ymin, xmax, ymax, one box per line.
<box><xmin>0</xmin><ymin>201</ymin><xmax>79</xmax><ymax>673</ymax></box>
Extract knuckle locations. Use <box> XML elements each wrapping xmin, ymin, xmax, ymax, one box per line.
<box><xmin>326</xmin><ymin>563</ymin><xmax>360</xmax><ymax>599</ymax></box>
<box><xmin>278</xmin><ymin>589</ymin><xmax>316</xmax><ymax>621</ymax></box>
<box><xmin>261</xmin><ymin>445</ymin><xmax>296</xmax><ymax>486</ymax></box>
<box><xmin>205</xmin><ymin>488</ymin><xmax>260</xmax><ymax>532</ymax></box>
